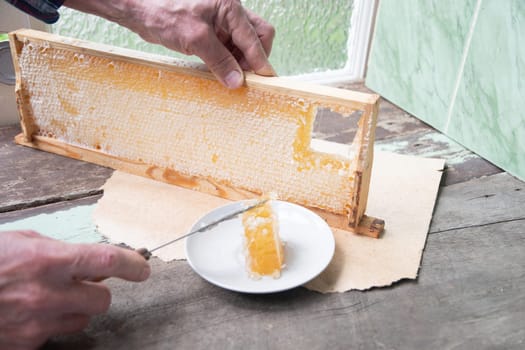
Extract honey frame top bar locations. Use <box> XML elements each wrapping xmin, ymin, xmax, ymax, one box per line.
<box><xmin>9</xmin><ymin>29</ymin><xmax>383</xmax><ymax>237</ymax></box>
<box><xmin>9</xmin><ymin>29</ymin><xmax>379</xmax><ymax>110</ymax></box>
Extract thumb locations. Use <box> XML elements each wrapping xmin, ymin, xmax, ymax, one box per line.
<box><xmin>194</xmin><ymin>32</ymin><xmax>244</xmax><ymax>89</ymax></box>
<box><xmin>65</xmin><ymin>243</ymin><xmax>151</xmax><ymax>282</ymax></box>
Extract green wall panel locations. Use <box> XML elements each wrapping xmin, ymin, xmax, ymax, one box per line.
<box><xmin>366</xmin><ymin>0</ymin><xmax>478</xmax><ymax>130</ymax></box>
<box><xmin>52</xmin><ymin>1</ymin><xmax>353</xmax><ymax>76</ymax></box>
<box><xmin>448</xmin><ymin>0</ymin><xmax>525</xmax><ymax>179</ymax></box>
<box><xmin>366</xmin><ymin>0</ymin><xmax>525</xmax><ymax>181</ymax></box>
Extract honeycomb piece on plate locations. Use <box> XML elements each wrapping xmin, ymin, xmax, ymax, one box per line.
<box><xmin>242</xmin><ymin>199</ymin><xmax>284</xmax><ymax>279</ymax></box>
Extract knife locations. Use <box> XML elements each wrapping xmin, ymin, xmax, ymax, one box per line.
<box><xmin>133</xmin><ymin>198</ymin><xmax>269</xmax><ymax>260</ymax></box>
<box><xmin>91</xmin><ymin>199</ymin><xmax>268</xmax><ymax>282</ymax></box>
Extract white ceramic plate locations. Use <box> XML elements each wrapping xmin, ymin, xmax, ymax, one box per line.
<box><xmin>185</xmin><ymin>200</ymin><xmax>335</xmax><ymax>293</ymax></box>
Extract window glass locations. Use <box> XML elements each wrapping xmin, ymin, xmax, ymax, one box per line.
<box><xmin>51</xmin><ymin>1</ymin><xmax>353</xmax><ymax>76</ymax></box>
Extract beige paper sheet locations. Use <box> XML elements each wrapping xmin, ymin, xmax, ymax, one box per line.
<box><xmin>93</xmin><ymin>173</ymin><xmax>230</xmax><ymax>261</ymax></box>
<box><xmin>93</xmin><ymin>151</ymin><xmax>444</xmax><ymax>292</ymax></box>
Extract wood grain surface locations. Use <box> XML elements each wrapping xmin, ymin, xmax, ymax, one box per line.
<box><xmin>0</xmin><ymin>126</ymin><xmax>112</xmax><ymax>213</ymax></box>
<box><xmin>1</xmin><ymin>84</ymin><xmax>523</xmax><ymax>349</ymax></box>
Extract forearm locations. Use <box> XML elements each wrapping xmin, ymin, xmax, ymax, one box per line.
<box><xmin>62</xmin><ymin>0</ymin><xmax>166</xmax><ymax>49</ymax></box>
<box><xmin>3</xmin><ymin>0</ymin><xmax>141</xmax><ymax>26</ymax></box>
<box><xmin>63</xmin><ymin>0</ymin><xmax>142</xmax><ymax>27</ymax></box>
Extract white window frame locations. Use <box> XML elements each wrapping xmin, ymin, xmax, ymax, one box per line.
<box><xmin>1</xmin><ymin>2</ymin><xmax>48</xmax><ymax>125</ymax></box>
<box><xmin>291</xmin><ymin>0</ymin><xmax>378</xmax><ymax>85</ymax></box>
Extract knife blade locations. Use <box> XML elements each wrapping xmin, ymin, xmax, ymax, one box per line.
<box><xmin>90</xmin><ymin>199</ymin><xmax>269</xmax><ymax>282</ymax></box>
<box><xmin>135</xmin><ymin>198</ymin><xmax>269</xmax><ymax>260</ymax></box>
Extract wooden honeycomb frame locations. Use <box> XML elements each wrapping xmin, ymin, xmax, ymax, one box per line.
<box><xmin>9</xmin><ymin>29</ymin><xmax>384</xmax><ymax>238</ymax></box>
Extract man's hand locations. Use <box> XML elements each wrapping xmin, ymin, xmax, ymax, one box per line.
<box><xmin>64</xmin><ymin>0</ymin><xmax>276</xmax><ymax>89</ymax></box>
<box><xmin>0</xmin><ymin>230</ymin><xmax>150</xmax><ymax>350</ymax></box>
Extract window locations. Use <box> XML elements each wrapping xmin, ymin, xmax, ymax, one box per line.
<box><xmin>51</xmin><ymin>0</ymin><xmax>376</xmax><ymax>83</ymax></box>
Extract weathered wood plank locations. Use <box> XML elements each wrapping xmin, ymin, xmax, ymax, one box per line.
<box><xmin>313</xmin><ymin>97</ymin><xmax>429</xmax><ymax>143</ymax></box>
<box><xmin>335</xmin><ymin>82</ymin><xmax>504</xmax><ymax>185</ymax></box>
<box><xmin>335</xmin><ymin>82</ymin><xmax>431</xmax><ymax>141</ymax></box>
<box><xmin>41</xmin><ymin>216</ymin><xmax>524</xmax><ymax>350</ymax></box>
<box><xmin>0</xmin><ymin>140</ymin><xmax>520</xmax><ymax>349</ymax></box>
<box><xmin>374</xmin><ymin>129</ymin><xmax>502</xmax><ymax>185</ymax></box>
<box><xmin>430</xmin><ymin>172</ymin><xmax>525</xmax><ymax>233</ymax></box>
<box><xmin>314</xmin><ymin>99</ymin><xmax>502</xmax><ymax>186</ymax></box>
<box><xmin>21</xmin><ymin>172</ymin><xmax>521</xmax><ymax>350</ymax></box>
<box><xmin>0</xmin><ymin>125</ymin><xmax>113</xmax><ymax>212</ymax></box>
<box><xmin>323</xmin><ymin>126</ymin><xmax>502</xmax><ymax>186</ymax></box>
<box><xmin>0</xmin><ymin>195</ymin><xmax>100</xmax><ymax>224</ymax></box>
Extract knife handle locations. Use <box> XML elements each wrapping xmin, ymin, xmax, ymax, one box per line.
<box><xmin>135</xmin><ymin>247</ymin><xmax>152</xmax><ymax>260</ymax></box>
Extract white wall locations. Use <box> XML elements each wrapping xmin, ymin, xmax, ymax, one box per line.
<box><xmin>0</xmin><ymin>2</ymin><xmax>47</xmax><ymax>126</ymax></box>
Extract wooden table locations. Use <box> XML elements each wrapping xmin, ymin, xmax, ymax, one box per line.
<box><xmin>1</xmin><ymin>85</ymin><xmax>524</xmax><ymax>349</ymax></box>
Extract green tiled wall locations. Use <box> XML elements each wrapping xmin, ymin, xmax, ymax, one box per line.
<box><xmin>52</xmin><ymin>1</ymin><xmax>353</xmax><ymax>76</ymax></box>
<box><xmin>366</xmin><ymin>0</ymin><xmax>525</xmax><ymax>181</ymax></box>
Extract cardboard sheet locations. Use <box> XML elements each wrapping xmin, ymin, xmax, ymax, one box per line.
<box><xmin>93</xmin><ymin>151</ymin><xmax>444</xmax><ymax>292</ymax></box>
